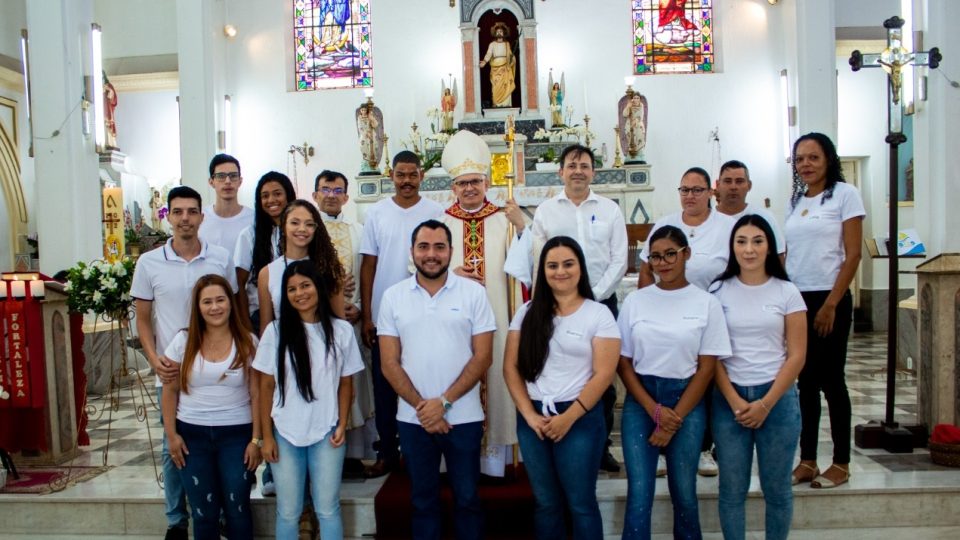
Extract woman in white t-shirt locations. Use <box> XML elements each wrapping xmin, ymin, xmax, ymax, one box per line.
<box><xmin>709</xmin><ymin>215</ymin><xmax>807</xmax><ymax>540</ymax></box>
<box><xmin>618</xmin><ymin>225</ymin><xmax>731</xmax><ymax>540</ymax></box>
<box><xmin>161</xmin><ymin>274</ymin><xmax>261</xmax><ymax>540</ymax></box>
<box><xmin>257</xmin><ymin>200</ymin><xmax>345</xmax><ymax>336</ymax></box>
<box><xmin>503</xmin><ymin>236</ymin><xmax>620</xmax><ymax>540</ymax></box>
<box><xmin>784</xmin><ymin>133</ymin><xmax>865</xmax><ymax>489</ymax></box>
<box><xmin>638</xmin><ymin>167</ymin><xmax>736</xmax><ymax>290</ymax></box>
<box><xmin>234</xmin><ymin>171</ymin><xmax>294</xmax><ymax>330</ymax></box>
<box><xmin>253</xmin><ymin>260</ymin><xmax>364</xmax><ymax>540</ymax></box>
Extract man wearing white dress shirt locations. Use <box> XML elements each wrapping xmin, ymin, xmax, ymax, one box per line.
<box><xmin>512</xmin><ymin>144</ymin><xmax>628</xmax><ymax>472</ymax></box>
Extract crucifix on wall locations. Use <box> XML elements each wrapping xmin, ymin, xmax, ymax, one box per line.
<box><xmin>849</xmin><ymin>15</ymin><xmax>942</xmax><ymax>454</ymax></box>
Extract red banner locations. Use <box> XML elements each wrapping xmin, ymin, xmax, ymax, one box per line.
<box><xmin>4</xmin><ymin>300</ymin><xmax>31</xmax><ymax>407</ymax></box>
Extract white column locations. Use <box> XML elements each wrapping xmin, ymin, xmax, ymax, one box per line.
<box><xmin>176</xmin><ymin>0</ymin><xmax>226</xmax><ymax>197</ymax></box>
<box><xmin>794</xmin><ymin>0</ymin><xmax>838</xmax><ymax>140</ymax></box>
<box><xmin>26</xmin><ymin>0</ymin><xmax>101</xmax><ymax>274</ymax></box>
<box><xmin>915</xmin><ymin>0</ymin><xmax>960</xmax><ymax>253</ymax></box>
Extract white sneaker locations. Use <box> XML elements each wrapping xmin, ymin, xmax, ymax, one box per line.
<box><xmin>698</xmin><ymin>451</ymin><xmax>718</xmax><ymax>477</ymax></box>
<box><xmin>656</xmin><ymin>455</ymin><xmax>667</xmax><ymax>477</ymax></box>
<box><xmin>261</xmin><ymin>480</ymin><xmax>276</xmax><ymax>497</ymax></box>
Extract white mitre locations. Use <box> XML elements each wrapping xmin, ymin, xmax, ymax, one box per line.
<box><xmin>441</xmin><ymin>130</ymin><xmax>491</xmax><ymax>179</ymax></box>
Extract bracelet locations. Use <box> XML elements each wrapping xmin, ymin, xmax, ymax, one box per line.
<box><xmin>575</xmin><ymin>398</ymin><xmax>588</xmax><ymax>412</ymax></box>
<box><xmin>759</xmin><ymin>399</ymin><xmax>770</xmax><ymax>412</ymax></box>
<box><xmin>653</xmin><ymin>403</ymin><xmax>662</xmax><ymax>433</ymax></box>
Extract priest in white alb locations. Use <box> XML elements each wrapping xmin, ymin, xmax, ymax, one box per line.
<box><xmin>440</xmin><ymin>130</ymin><xmax>526</xmax><ymax>476</ymax></box>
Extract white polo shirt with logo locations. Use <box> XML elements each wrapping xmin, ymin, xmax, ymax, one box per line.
<box><xmin>376</xmin><ymin>273</ymin><xmax>496</xmax><ymax>426</ymax></box>
<box><xmin>130</xmin><ymin>239</ymin><xmax>238</xmax><ymax>385</ymax></box>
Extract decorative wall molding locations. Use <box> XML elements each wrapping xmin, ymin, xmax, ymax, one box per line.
<box><xmin>0</xmin><ymin>65</ymin><xmax>24</xmax><ymax>93</ymax></box>
<box><xmin>110</xmin><ymin>71</ymin><xmax>179</xmax><ymax>93</ymax></box>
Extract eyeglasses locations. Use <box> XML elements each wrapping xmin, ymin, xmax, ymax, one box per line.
<box><xmin>648</xmin><ymin>247</ymin><xmax>687</xmax><ymax>265</ymax></box>
<box><xmin>320</xmin><ymin>187</ymin><xmax>345</xmax><ymax>196</ymax></box>
<box><xmin>452</xmin><ymin>178</ymin><xmax>484</xmax><ymax>188</ymax></box>
<box><xmin>212</xmin><ymin>172</ymin><xmax>241</xmax><ymax>183</ymax></box>
<box><xmin>677</xmin><ymin>187</ymin><xmax>708</xmax><ymax>196</ymax></box>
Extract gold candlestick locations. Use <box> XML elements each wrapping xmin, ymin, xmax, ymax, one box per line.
<box><xmin>382</xmin><ymin>134</ymin><xmax>392</xmax><ymax>176</ymax></box>
<box><xmin>613</xmin><ymin>127</ymin><xmax>624</xmax><ymax>168</ymax></box>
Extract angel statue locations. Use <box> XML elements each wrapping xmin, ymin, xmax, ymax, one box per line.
<box><xmin>440</xmin><ymin>78</ymin><xmax>458</xmax><ymax>133</ymax></box>
<box><xmin>548</xmin><ymin>70</ymin><xmax>565</xmax><ymax>128</ymax></box>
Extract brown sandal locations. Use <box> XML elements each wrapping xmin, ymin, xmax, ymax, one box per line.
<box><xmin>811</xmin><ymin>464</ymin><xmax>850</xmax><ymax>489</ymax></box>
<box><xmin>792</xmin><ymin>462</ymin><xmax>819</xmax><ymax>485</ymax></box>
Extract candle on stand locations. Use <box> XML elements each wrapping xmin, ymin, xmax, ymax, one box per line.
<box><xmin>11</xmin><ymin>281</ymin><xmax>26</xmax><ymax>299</ymax></box>
<box><xmin>30</xmin><ymin>280</ymin><xmax>45</xmax><ymax>299</ymax></box>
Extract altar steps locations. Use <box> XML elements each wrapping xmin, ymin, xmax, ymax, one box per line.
<box><xmin>2</xmin><ymin>469</ymin><xmax>959</xmax><ymax>538</ymax></box>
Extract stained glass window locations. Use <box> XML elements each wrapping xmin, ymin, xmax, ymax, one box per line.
<box><xmin>294</xmin><ymin>0</ymin><xmax>373</xmax><ymax>91</ymax></box>
<box><xmin>632</xmin><ymin>0</ymin><xmax>714</xmax><ymax>75</ymax></box>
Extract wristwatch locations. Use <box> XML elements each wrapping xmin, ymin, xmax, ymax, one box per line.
<box><xmin>441</xmin><ymin>395</ymin><xmax>453</xmax><ymax>413</ymax></box>
<box><xmin>250</xmin><ymin>437</ymin><xmax>262</xmax><ymax>448</ymax></box>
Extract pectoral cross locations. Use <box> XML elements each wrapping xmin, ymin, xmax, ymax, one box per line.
<box><xmin>849</xmin><ymin>15</ymin><xmax>942</xmax><ymax>452</ymax></box>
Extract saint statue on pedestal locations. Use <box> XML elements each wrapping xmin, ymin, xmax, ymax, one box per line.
<box><xmin>440</xmin><ymin>78</ymin><xmax>458</xmax><ymax>133</ymax></box>
<box><xmin>356</xmin><ymin>102</ymin><xmax>384</xmax><ymax>174</ymax></box>
<box><xmin>479</xmin><ymin>22</ymin><xmax>516</xmax><ymax>108</ymax></box>
<box><xmin>548</xmin><ymin>70</ymin><xmax>565</xmax><ymax>128</ymax></box>
<box><xmin>619</xmin><ymin>91</ymin><xmax>648</xmax><ymax>163</ymax></box>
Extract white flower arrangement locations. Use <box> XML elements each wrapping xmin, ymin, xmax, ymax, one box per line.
<box><xmin>425</xmin><ymin>132</ymin><xmax>451</xmax><ymax>145</ymax></box>
<box><xmin>65</xmin><ymin>258</ymin><xmax>136</xmax><ymax>317</ymax></box>
<box><xmin>533</xmin><ymin>128</ymin><xmax>550</xmax><ymax>141</ymax></box>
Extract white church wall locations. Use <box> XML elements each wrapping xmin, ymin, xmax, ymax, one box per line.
<box><xmin>835</xmin><ymin>0</ymin><xmax>900</xmax><ymax>28</ymax></box>
<box><xmin>113</xmin><ymin>89</ymin><xmax>182</xmax><ymax>187</ymax></box>
<box><xmin>221</xmin><ymin>0</ymin><xmax>793</xmax><ymax>225</ymax></box>
<box><xmin>93</xmin><ymin>0</ymin><xmax>178</xmax><ymax>60</ymax></box>
<box><xmin>0</xmin><ymin>0</ymin><xmax>26</xmax><ymax>62</ymax></box>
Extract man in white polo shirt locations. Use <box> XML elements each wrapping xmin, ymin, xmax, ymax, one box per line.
<box><xmin>360</xmin><ymin>150</ymin><xmax>443</xmax><ymax>477</ymax></box>
<box><xmin>714</xmin><ymin>159</ymin><xmax>786</xmax><ymax>258</ymax></box>
<box><xmin>130</xmin><ymin>185</ymin><xmax>238</xmax><ymax>540</ymax></box>
<box><xmin>198</xmin><ymin>153</ymin><xmax>254</xmax><ymax>255</ymax></box>
<box><xmin>377</xmin><ymin>219</ymin><xmax>495</xmax><ymax>540</ymax></box>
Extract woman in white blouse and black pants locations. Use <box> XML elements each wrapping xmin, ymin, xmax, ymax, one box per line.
<box><xmin>785</xmin><ymin>133</ymin><xmax>865</xmax><ymax>489</ymax></box>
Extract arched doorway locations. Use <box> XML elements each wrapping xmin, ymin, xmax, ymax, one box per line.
<box><xmin>0</xmin><ymin>96</ymin><xmax>28</xmax><ymax>269</ymax></box>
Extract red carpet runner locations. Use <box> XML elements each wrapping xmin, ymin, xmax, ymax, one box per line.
<box><xmin>374</xmin><ymin>464</ymin><xmax>536</xmax><ymax>539</ymax></box>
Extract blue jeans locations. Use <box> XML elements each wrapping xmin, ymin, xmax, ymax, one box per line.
<box><xmin>516</xmin><ymin>400</ymin><xmax>605</xmax><ymax>540</ymax></box>
<box><xmin>712</xmin><ymin>383</ymin><xmax>800</xmax><ymax>540</ymax></box>
<box><xmin>272</xmin><ymin>429</ymin><xmax>346</xmax><ymax>540</ymax></box>
<box><xmin>371</xmin><ymin>341</ymin><xmax>400</xmax><ymax>463</ymax></box>
<box><xmin>158</xmin><ymin>387</ymin><xmax>188</xmax><ymax>529</ymax></box>
<box><xmin>398</xmin><ymin>420</ymin><xmax>483</xmax><ymax>540</ymax></box>
<box><xmin>621</xmin><ymin>376</ymin><xmax>706</xmax><ymax>540</ymax></box>
<box><xmin>176</xmin><ymin>420</ymin><xmax>253</xmax><ymax>540</ymax></box>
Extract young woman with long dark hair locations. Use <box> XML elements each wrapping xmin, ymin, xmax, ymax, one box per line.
<box><xmin>618</xmin><ymin>226</ymin><xmax>731</xmax><ymax>540</ymax></box>
<box><xmin>709</xmin><ymin>215</ymin><xmax>807</xmax><ymax>539</ymax></box>
<box><xmin>257</xmin><ymin>200</ymin><xmax>345</xmax><ymax>335</ymax></box>
<box><xmin>234</xmin><ymin>171</ymin><xmax>295</xmax><ymax>329</ymax></box>
<box><xmin>253</xmin><ymin>261</ymin><xmax>364</xmax><ymax>540</ymax></box>
<box><xmin>785</xmin><ymin>132</ymin><xmax>864</xmax><ymax>489</ymax></box>
<box><xmin>503</xmin><ymin>236</ymin><xmax>620</xmax><ymax>540</ymax></box>
<box><xmin>161</xmin><ymin>274</ymin><xmax>261</xmax><ymax>540</ymax></box>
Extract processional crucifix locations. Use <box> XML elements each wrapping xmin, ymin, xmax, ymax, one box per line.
<box><xmin>849</xmin><ymin>16</ymin><xmax>941</xmax><ymax>452</ymax></box>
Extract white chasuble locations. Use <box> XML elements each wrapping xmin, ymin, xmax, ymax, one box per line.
<box><xmin>323</xmin><ymin>218</ymin><xmax>375</xmax><ymax>441</ymax></box>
